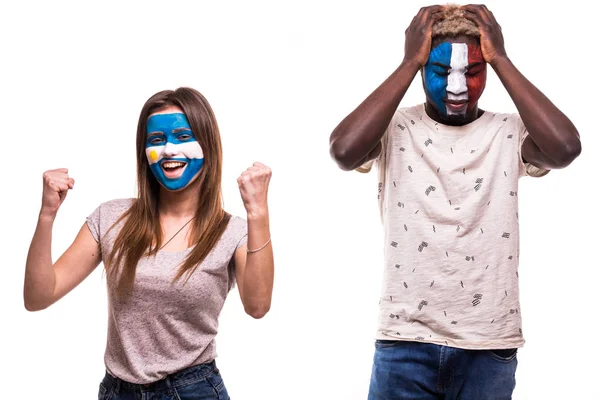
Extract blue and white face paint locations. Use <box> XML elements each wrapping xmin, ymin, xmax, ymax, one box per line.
<box><xmin>145</xmin><ymin>113</ymin><xmax>204</xmax><ymax>191</ymax></box>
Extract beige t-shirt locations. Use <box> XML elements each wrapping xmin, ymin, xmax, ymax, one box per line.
<box><xmin>87</xmin><ymin>199</ymin><xmax>248</xmax><ymax>383</ymax></box>
<box><xmin>360</xmin><ymin>104</ymin><xmax>548</xmax><ymax>350</ymax></box>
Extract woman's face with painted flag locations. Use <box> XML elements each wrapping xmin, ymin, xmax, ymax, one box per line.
<box><xmin>423</xmin><ymin>36</ymin><xmax>486</xmax><ymax>121</ymax></box>
<box><xmin>145</xmin><ymin>109</ymin><xmax>204</xmax><ymax>191</ymax></box>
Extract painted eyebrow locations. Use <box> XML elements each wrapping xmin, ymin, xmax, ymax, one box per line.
<box><xmin>147</xmin><ymin>131</ymin><xmax>164</xmax><ymax>136</ymax></box>
<box><xmin>173</xmin><ymin>127</ymin><xmax>192</xmax><ymax>133</ymax></box>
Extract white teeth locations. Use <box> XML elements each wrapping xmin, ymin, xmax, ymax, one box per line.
<box><xmin>163</xmin><ymin>162</ymin><xmax>185</xmax><ymax>169</ymax></box>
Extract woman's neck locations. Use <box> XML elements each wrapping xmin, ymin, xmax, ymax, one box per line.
<box><xmin>157</xmin><ymin>180</ymin><xmax>201</xmax><ymax>218</ymax></box>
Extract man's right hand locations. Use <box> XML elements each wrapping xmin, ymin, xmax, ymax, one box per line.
<box><xmin>403</xmin><ymin>6</ymin><xmax>444</xmax><ymax>68</ymax></box>
<box><xmin>329</xmin><ymin>5</ymin><xmax>445</xmax><ymax>171</ymax></box>
<box><xmin>41</xmin><ymin>168</ymin><xmax>74</xmax><ymax>218</ymax></box>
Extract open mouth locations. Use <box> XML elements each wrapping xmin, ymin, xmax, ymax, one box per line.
<box><xmin>161</xmin><ymin>160</ymin><xmax>188</xmax><ymax>178</ymax></box>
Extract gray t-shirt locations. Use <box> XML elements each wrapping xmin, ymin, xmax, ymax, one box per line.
<box><xmin>359</xmin><ymin>104</ymin><xmax>548</xmax><ymax>350</ymax></box>
<box><xmin>87</xmin><ymin>198</ymin><xmax>247</xmax><ymax>383</ymax></box>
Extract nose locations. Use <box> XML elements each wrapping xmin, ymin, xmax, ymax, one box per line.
<box><xmin>446</xmin><ymin>71</ymin><xmax>467</xmax><ymax>97</ymax></box>
<box><xmin>162</xmin><ymin>142</ymin><xmax>178</xmax><ymax>157</ymax></box>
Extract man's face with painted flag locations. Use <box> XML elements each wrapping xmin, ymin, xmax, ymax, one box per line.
<box><xmin>145</xmin><ymin>110</ymin><xmax>205</xmax><ymax>191</ymax></box>
<box><xmin>423</xmin><ymin>36</ymin><xmax>486</xmax><ymax>122</ymax></box>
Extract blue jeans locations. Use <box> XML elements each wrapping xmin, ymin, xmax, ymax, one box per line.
<box><xmin>368</xmin><ymin>340</ymin><xmax>517</xmax><ymax>400</ymax></box>
<box><xmin>98</xmin><ymin>360</ymin><xmax>229</xmax><ymax>400</ymax></box>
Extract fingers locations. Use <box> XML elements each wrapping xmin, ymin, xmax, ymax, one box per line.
<box><xmin>426</xmin><ymin>9</ymin><xmax>445</xmax><ymax>30</ymax></box>
<box><xmin>478</xmin><ymin>4</ymin><xmax>496</xmax><ymax>25</ymax></box>
<box><xmin>416</xmin><ymin>5</ymin><xmax>444</xmax><ymax>25</ymax></box>
<box><xmin>461</xmin><ymin>7</ymin><xmax>486</xmax><ymax>30</ymax></box>
<box><xmin>417</xmin><ymin>5</ymin><xmax>444</xmax><ymax>19</ymax></box>
<box><xmin>410</xmin><ymin>5</ymin><xmax>443</xmax><ymax>27</ymax></box>
<box><xmin>48</xmin><ymin>179</ymin><xmax>71</xmax><ymax>192</ymax></box>
<box><xmin>56</xmin><ymin>182</ymin><xmax>71</xmax><ymax>192</ymax></box>
<box><xmin>462</xmin><ymin>4</ymin><xmax>497</xmax><ymax>26</ymax></box>
<box><xmin>243</xmin><ymin>162</ymin><xmax>272</xmax><ymax>175</ymax></box>
<box><xmin>237</xmin><ymin>163</ymin><xmax>272</xmax><ymax>186</ymax></box>
<box><xmin>406</xmin><ymin>5</ymin><xmax>445</xmax><ymax>39</ymax></box>
<box><xmin>43</xmin><ymin>168</ymin><xmax>74</xmax><ymax>192</ymax></box>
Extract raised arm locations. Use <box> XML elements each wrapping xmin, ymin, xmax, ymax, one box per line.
<box><xmin>24</xmin><ymin>169</ymin><xmax>101</xmax><ymax>311</ymax></box>
<box><xmin>234</xmin><ymin>162</ymin><xmax>274</xmax><ymax>319</ymax></box>
<box><xmin>329</xmin><ymin>6</ymin><xmax>444</xmax><ymax>171</ymax></box>
<box><xmin>463</xmin><ymin>4</ymin><xmax>581</xmax><ymax>170</ymax></box>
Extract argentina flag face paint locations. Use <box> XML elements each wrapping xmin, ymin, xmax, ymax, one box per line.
<box><xmin>145</xmin><ymin>113</ymin><xmax>204</xmax><ymax>191</ymax></box>
<box><xmin>423</xmin><ymin>41</ymin><xmax>486</xmax><ymax>118</ymax></box>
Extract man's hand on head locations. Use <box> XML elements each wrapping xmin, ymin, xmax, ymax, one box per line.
<box><xmin>403</xmin><ymin>5</ymin><xmax>445</xmax><ymax>68</ymax></box>
<box><xmin>462</xmin><ymin>4</ymin><xmax>508</xmax><ymax>67</ymax></box>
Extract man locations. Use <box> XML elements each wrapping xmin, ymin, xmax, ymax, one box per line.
<box><xmin>329</xmin><ymin>4</ymin><xmax>581</xmax><ymax>399</ymax></box>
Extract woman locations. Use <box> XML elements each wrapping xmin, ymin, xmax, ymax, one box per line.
<box><xmin>23</xmin><ymin>87</ymin><xmax>274</xmax><ymax>399</ymax></box>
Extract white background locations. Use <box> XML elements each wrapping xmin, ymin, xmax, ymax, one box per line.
<box><xmin>2</xmin><ymin>0</ymin><xmax>598</xmax><ymax>399</ymax></box>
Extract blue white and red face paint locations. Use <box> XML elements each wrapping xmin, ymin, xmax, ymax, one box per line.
<box><xmin>423</xmin><ymin>42</ymin><xmax>486</xmax><ymax>117</ymax></box>
<box><xmin>145</xmin><ymin>113</ymin><xmax>204</xmax><ymax>191</ymax></box>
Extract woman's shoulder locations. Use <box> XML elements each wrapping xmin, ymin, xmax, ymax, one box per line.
<box><xmin>86</xmin><ymin>198</ymin><xmax>136</xmax><ymax>243</ymax></box>
<box><xmin>227</xmin><ymin>214</ymin><xmax>246</xmax><ymax>228</ymax></box>
<box><xmin>94</xmin><ymin>198</ymin><xmax>136</xmax><ymax>216</ymax></box>
<box><xmin>88</xmin><ymin>198</ymin><xmax>136</xmax><ymax>226</ymax></box>
<box><xmin>222</xmin><ymin>214</ymin><xmax>248</xmax><ymax>247</ymax></box>
<box><xmin>226</xmin><ymin>214</ymin><xmax>247</xmax><ymax>234</ymax></box>
<box><xmin>99</xmin><ymin>197</ymin><xmax>136</xmax><ymax>208</ymax></box>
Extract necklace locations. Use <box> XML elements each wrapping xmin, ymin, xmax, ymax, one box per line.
<box><xmin>159</xmin><ymin>216</ymin><xmax>195</xmax><ymax>251</ymax></box>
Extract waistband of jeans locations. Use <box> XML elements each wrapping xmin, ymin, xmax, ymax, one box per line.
<box><xmin>104</xmin><ymin>359</ymin><xmax>217</xmax><ymax>393</ymax></box>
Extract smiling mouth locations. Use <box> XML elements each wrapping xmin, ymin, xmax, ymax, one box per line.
<box><xmin>161</xmin><ymin>160</ymin><xmax>188</xmax><ymax>178</ymax></box>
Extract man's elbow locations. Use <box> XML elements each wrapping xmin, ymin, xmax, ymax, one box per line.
<box><xmin>329</xmin><ymin>142</ymin><xmax>358</xmax><ymax>171</ymax></box>
<box><xmin>553</xmin><ymin>138</ymin><xmax>582</xmax><ymax>168</ymax></box>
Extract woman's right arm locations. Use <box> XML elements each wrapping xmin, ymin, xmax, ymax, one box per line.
<box><xmin>24</xmin><ymin>169</ymin><xmax>102</xmax><ymax>311</ymax></box>
<box><xmin>329</xmin><ymin>6</ymin><xmax>444</xmax><ymax>171</ymax></box>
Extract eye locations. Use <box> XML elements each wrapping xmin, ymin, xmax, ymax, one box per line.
<box><xmin>466</xmin><ymin>66</ymin><xmax>485</xmax><ymax>76</ymax></box>
<box><xmin>177</xmin><ymin>133</ymin><xmax>193</xmax><ymax>141</ymax></box>
<box><xmin>148</xmin><ymin>135</ymin><xmax>165</xmax><ymax>145</ymax></box>
<box><xmin>431</xmin><ymin>68</ymin><xmax>449</xmax><ymax>76</ymax></box>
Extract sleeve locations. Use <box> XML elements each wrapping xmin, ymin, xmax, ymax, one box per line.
<box><xmin>227</xmin><ymin>216</ymin><xmax>249</xmax><ymax>291</ymax></box>
<box><xmin>517</xmin><ymin>116</ymin><xmax>551</xmax><ymax>178</ymax></box>
<box><xmin>86</xmin><ymin>203</ymin><xmax>102</xmax><ymax>243</ymax></box>
<box><xmin>354</xmin><ymin>120</ymin><xmax>392</xmax><ymax>174</ymax></box>
<box><xmin>234</xmin><ymin>217</ymin><xmax>249</xmax><ymax>251</ymax></box>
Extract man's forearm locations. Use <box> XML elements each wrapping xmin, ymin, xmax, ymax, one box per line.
<box><xmin>329</xmin><ymin>59</ymin><xmax>421</xmax><ymax>171</ymax></box>
<box><xmin>492</xmin><ymin>57</ymin><xmax>581</xmax><ymax>167</ymax></box>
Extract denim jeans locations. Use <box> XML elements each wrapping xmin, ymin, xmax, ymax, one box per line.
<box><xmin>98</xmin><ymin>360</ymin><xmax>229</xmax><ymax>400</ymax></box>
<box><xmin>368</xmin><ymin>340</ymin><xmax>517</xmax><ymax>400</ymax></box>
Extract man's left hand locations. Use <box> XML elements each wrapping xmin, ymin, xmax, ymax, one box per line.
<box><xmin>462</xmin><ymin>4</ymin><xmax>507</xmax><ymax>67</ymax></box>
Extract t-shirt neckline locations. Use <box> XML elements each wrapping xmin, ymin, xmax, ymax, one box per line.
<box><xmin>418</xmin><ymin>103</ymin><xmax>492</xmax><ymax>135</ymax></box>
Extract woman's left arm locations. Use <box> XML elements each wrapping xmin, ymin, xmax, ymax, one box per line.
<box><xmin>234</xmin><ymin>162</ymin><xmax>274</xmax><ymax>319</ymax></box>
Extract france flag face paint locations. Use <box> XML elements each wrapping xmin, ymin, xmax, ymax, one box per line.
<box><xmin>145</xmin><ymin>113</ymin><xmax>204</xmax><ymax>191</ymax></box>
<box><xmin>423</xmin><ymin>42</ymin><xmax>486</xmax><ymax>117</ymax></box>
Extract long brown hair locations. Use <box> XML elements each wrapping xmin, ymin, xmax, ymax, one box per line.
<box><xmin>106</xmin><ymin>87</ymin><xmax>231</xmax><ymax>298</ymax></box>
